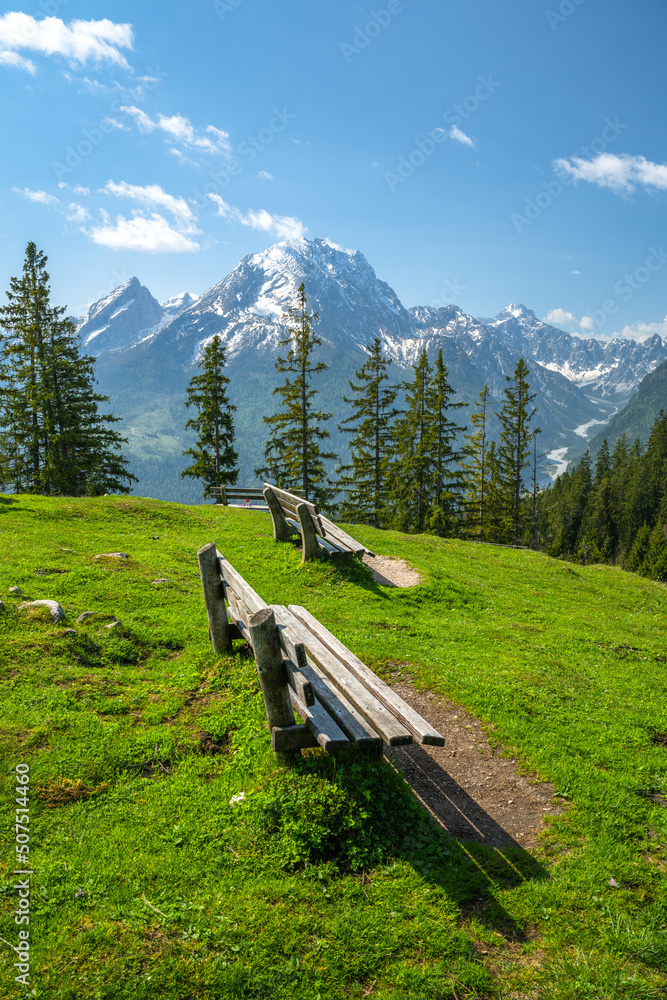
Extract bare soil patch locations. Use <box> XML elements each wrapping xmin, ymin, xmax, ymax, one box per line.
<box><xmin>384</xmin><ymin>672</ymin><xmax>565</xmax><ymax>849</ymax></box>
<box><xmin>362</xmin><ymin>553</ymin><xmax>422</xmax><ymax>587</ymax></box>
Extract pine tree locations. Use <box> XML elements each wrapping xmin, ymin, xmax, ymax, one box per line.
<box><xmin>426</xmin><ymin>349</ymin><xmax>467</xmax><ymax>536</ymax></box>
<box><xmin>0</xmin><ymin>242</ymin><xmax>135</xmax><ymax>496</ymax></box>
<box><xmin>387</xmin><ymin>350</ymin><xmax>434</xmax><ymax>533</ymax></box>
<box><xmin>181</xmin><ymin>335</ymin><xmax>238</xmax><ymax>498</ymax></box>
<box><xmin>462</xmin><ymin>384</ymin><xmax>492</xmax><ymax>539</ymax></box>
<box><xmin>496</xmin><ymin>358</ymin><xmax>540</xmax><ymax>543</ymax></box>
<box><xmin>254</xmin><ymin>283</ymin><xmax>336</xmax><ymax>506</ymax></box>
<box><xmin>484</xmin><ymin>440</ymin><xmax>505</xmax><ymax>542</ymax></box>
<box><xmin>336</xmin><ymin>337</ymin><xmax>399</xmax><ymax>526</ymax></box>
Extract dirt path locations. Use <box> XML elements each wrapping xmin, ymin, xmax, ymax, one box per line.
<box><xmin>384</xmin><ymin>674</ymin><xmax>564</xmax><ymax>849</ymax></box>
<box><xmin>363</xmin><ymin>553</ymin><xmax>422</xmax><ymax>587</ymax></box>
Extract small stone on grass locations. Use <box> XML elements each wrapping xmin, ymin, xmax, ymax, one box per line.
<box><xmin>76</xmin><ymin>612</ymin><xmax>117</xmax><ymax>624</ymax></box>
<box><xmin>18</xmin><ymin>600</ymin><xmax>65</xmax><ymax>623</ymax></box>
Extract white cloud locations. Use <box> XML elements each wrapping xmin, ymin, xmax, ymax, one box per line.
<box><xmin>0</xmin><ymin>13</ymin><xmax>133</xmax><ymax>72</ymax></box>
<box><xmin>100</xmin><ymin>180</ymin><xmax>198</xmax><ymax>232</ymax></box>
<box><xmin>58</xmin><ymin>183</ymin><xmax>91</xmax><ymax>195</ymax></box>
<box><xmin>570</xmin><ymin>269</ymin><xmax>581</xmax><ymax>275</ymax></box>
<box><xmin>610</xmin><ymin>317</ymin><xmax>667</xmax><ymax>343</ymax></box>
<box><xmin>449</xmin><ymin>125</ymin><xmax>475</xmax><ymax>147</ymax></box>
<box><xmin>66</xmin><ymin>203</ymin><xmax>89</xmax><ymax>224</ymax></box>
<box><xmin>89</xmin><ymin>212</ymin><xmax>200</xmax><ymax>253</ymax></box>
<box><xmin>555</xmin><ymin>152</ymin><xmax>667</xmax><ymax>194</ymax></box>
<box><xmin>0</xmin><ymin>49</ymin><xmax>35</xmax><ymax>72</ymax></box>
<box><xmin>208</xmin><ymin>194</ymin><xmax>306</xmax><ymax>240</ymax></box>
<box><xmin>120</xmin><ymin>106</ymin><xmax>231</xmax><ymax>155</ymax></box>
<box><xmin>544</xmin><ymin>308</ymin><xmax>594</xmax><ymax>333</ymax></box>
<box><xmin>120</xmin><ymin>104</ymin><xmax>155</xmax><ymax>132</ymax></box>
<box><xmin>13</xmin><ymin>186</ymin><xmax>61</xmax><ymax>206</ymax></box>
<box><xmin>256</xmin><ymin>170</ymin><xmax>275</xmax><ymax>180</ymax></box>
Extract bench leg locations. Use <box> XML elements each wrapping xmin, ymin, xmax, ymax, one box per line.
<box><xmin>249</xmin><ymin>608</ymin><xmax>298</xmax><ymax>766</ymax></box>
<box><xmin>264</xmin><ymin>486</ymin><xmax>295</xmax><ymax>542</ymax></box>
<box><xmin>197</xmin><ymin>542</ymin><xmax>231</xmax><ymax>655</ymax></box>
<box><xmin>297</xmin><ymin>503</ymin><xmax>320</xmax><ymax>563</ymax></box>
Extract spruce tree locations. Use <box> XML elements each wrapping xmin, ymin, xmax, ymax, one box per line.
<box><xmin>496</xmin><ymin>358</ymin><xmax>540</xmax><ymax>543</ymax></box>
<box><xmin>255</xmin><ymin>283</ymin><xmax>336</xmax><ymax>506</ymax></box>
<box><xmin>181</xmin><ymin>335</ymin><xmax>238</xmax><ymax>498</ymax></box>
<box><xmin>387</xmin><ymin>350</ymin><xmax>434</xmax><ymax>533</ymax></box>
<box><xmin>462</xmin><ymin>384</ymin><xmax>492</xmax><ymax>539</ymax></box>
<box><xmin>336</xmin><ymin>337</ymin><xmax>399</xmax><ymax>526</ymax></box>
<box><xmin>484</xmin><ymin>440</ymin><xmax>505</xmax><ymax>542</ymax></box>
<box><xmin>426</xmin><ymin>349</ymin><xmax>467</xmax><ymax>536</ymax></box>
<box><xmin>0</xmin><ymin>242</ymin><xmax>135</xmax><ymax>495</ymax></box>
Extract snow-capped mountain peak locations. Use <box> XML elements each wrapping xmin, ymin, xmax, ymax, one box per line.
<box><xmin>162</xmin><ymin>291</ymin><xmax>199</xmax><ymax>313</ymax></box>
<box><xmin>168</xmin><ymin>236</ymin><xmax>415</xmax><ymax>355</ymax></box>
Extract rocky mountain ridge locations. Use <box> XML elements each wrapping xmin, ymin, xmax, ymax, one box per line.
<box><xmin>75</xmin><ymin>238</ymin><xmax>667</xmax><ymax>502</ymax></box>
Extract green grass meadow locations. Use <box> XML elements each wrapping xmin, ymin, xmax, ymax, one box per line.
<box><xmin>1</xmin><ymin>494</ymin><xmax>666</xmax><ymax>999</ymax></box>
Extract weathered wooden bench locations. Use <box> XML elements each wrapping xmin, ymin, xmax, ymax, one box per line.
<box><xmin>197</xmin><ymin>543</ymin><xmax>443</xmax><ymax>763</ymax></box>
<box><xmin>263</xmin><ymin>483</ymin><xmax>375</xmax><ymax>564</ymax></box>
<box><xmin>209</xmin><ymin>486</ymin><xmax>270</xmax><ymax>509</ymax></box>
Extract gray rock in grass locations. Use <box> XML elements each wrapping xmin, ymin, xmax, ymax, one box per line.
<box><xmin>18</xmin><ymin>600</ymin><xmax>65</xmax><ymax>622</ymax></box>
<box><xmin>93</xmin><ymin>552</ymin><xmax>129</xmax><ymax>561</ymax></box>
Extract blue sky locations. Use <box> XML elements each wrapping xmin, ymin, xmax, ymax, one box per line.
<box><xmin>1</xmin><ymin>0</ymin><xmax>666</xmax><ymax>340</ymax></box>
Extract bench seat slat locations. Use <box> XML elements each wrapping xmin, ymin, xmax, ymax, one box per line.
<box><xmin>272</xmin><ymin>606</ymin><xmax>382</xmax><ymax>749</ymax></box>
<box><xmin>289</xmin><ymin>688</ymin><xmax>350</xmax><ymax>752</ymax></box>
<box><xmin>288</xmin><ymin>606</ymin><xmax>445</xmax><ymax>747</ymax></box>
<box><xmin>319</xmin><ymin>516</ymin><xmax>373</xmax><ymax>557</ymax></box>
<box><xmin>277</xmin><ymin>608</ymin><xmax>412</xmax><ymax>746</ymax></box>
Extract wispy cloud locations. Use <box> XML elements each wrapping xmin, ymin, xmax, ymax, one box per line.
<box><xmin>449</xmin><ymin>125</ymin><xmax>475</xmax><ymax>147</ymax></box>
<box><xmin>208</xmin><ymin>194</ymin><xmax>306</xmax><ymax>240</ymax></box>
<box><xmin>257</xmin><ymin>170</ymin><xmax>275</xmax><ymax>180</ymax></box>
<box><xmin>100</xmin><ymin>180</ymin><xmax>198</xmax><ymax>232</ymax></box>
<box><xmin>555</xmin><ymin>153</ymin><xmax>667</xmax><ymax>194</ymax></box>
<box><xmin>0</xmin><ymin>13</ymin><xmax>133</xmax><ymax>73</ymax></box>
<box><xmin>13</xmin><ymin>186</ymin><xmax>61</xmax><ymax>207</ymax></box>
<box><xmin>89</xmin><ymin>212</ymin><xmax>200</xmax><ymax>253</ymax></box>
<box><xmin>66</xmin><ymin>203</ymin><xmax>89</xmax><ymax>225</ymax></box>
<box><xmin>120</xmin><ymin>105</ymin><xmax>231</xmax><ymax>155</ymax></box>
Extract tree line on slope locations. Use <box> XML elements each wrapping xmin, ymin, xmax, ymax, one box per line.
<box><xmin>184</xmin><ymin>283</ymin><xmax>543</xmax><ymax>546</ymax></box>
<box><xmin>3</xmin><ymin>249</ymin><xmax>663</xmax><ymax>583</ymax></box>
<box><xmin>540</xmin><ymin>422</ymin><xmax>667</xmax><ymax>581</ymax></box>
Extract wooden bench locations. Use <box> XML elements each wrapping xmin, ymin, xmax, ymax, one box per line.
<box><xmin>209</xmin><ymin>486</ymin><xmax>270</xmax><ymax>509</ymax></box>
<box><xmin>263</xmin><ymin>483</ymin><xmax>375</xmax><ymax>564</ymax></box>
<box><xmin>197</xmin><ymin>543</ymin><xmax>443</xmax><ymax>763</ymax></box>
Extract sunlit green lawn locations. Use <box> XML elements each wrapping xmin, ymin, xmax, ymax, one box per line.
<box><xmin>0</xmin><ymin>494</ymin><xmax>665</xmax><ymax>999</ymax></box>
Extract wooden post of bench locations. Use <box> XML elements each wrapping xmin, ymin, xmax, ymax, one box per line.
<box><xmin>249</xmin><ymin>608</ymin><xmax>297</xmax><ymax>766</ymax></box>
<box><xmin>296</xmin><ymin>503</ymin><xmax>320</xmax><ymax>563</ymax></box>
<box><xmin>197</xmin><ymin>542</ymin><xmax>231</xmax><ymax>654</ymax></box>
<box><xmin>263</xmin><ymin>486</ymin><xmax>294</xmax><ymax>542</ymax></box>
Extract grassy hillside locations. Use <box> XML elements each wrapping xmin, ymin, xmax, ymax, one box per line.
<box><xmin>1</xmin><ymin>495</ymin><xmax>666</xmax><ymax>999</ymax></box>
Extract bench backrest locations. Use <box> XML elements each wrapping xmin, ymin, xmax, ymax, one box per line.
<box><xmin>264</xmin><ymin>483</ymin><xmax>324</xmax><ymax>535</ymax></box>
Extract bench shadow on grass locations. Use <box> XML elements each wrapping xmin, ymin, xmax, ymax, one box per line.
<box><xmin>385</xmin><ymin>744</ymin><xmax>549</xmax><ymax>938</ymax></box>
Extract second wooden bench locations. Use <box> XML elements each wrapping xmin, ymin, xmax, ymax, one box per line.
<box><xmin>263</xmin><ymin>483</ymin><xmax>375</xmax><ymax>563</ymax></box>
